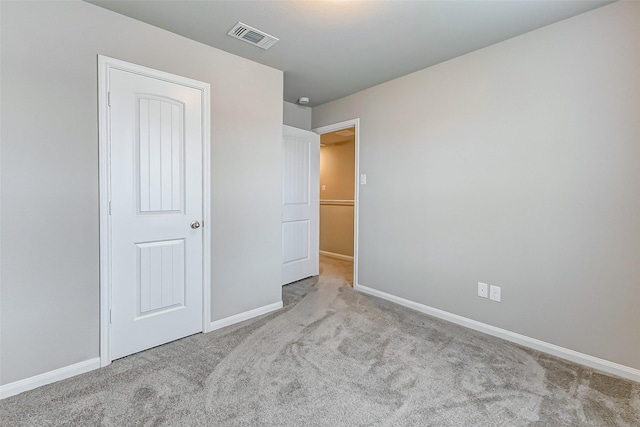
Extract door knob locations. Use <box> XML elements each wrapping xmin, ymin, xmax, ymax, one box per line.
<box><xmin>190</xmin><ymin>220</ymin><xmax>201</xmax><ymax>229</ymax></box>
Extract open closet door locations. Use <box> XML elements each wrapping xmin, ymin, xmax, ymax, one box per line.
<box><xmin>281</xmin><ymin>125</ymin><xmax>320</xmax><ymax>284</ymax></box>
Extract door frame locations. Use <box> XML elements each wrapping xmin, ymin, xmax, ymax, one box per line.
<box><xmin>312</xmin><ymin>119</ymin><xmax>360</xmax><ymax>288</ymax></box>
<box><xmin>98</xmin><ymin>55</ymin><xmax>212</xmax><ymax>367</ymax></box>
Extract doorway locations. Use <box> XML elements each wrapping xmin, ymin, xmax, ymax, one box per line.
<box><xmin>313</xmin><ymin>120</ymin><xmax>360</xmax><ymax>288</ymax></box>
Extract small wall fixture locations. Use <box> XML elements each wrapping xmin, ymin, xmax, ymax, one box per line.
<box><xmin>298</xmin><ymin>97</ymin><xmax>310</xmax><ymax>105</ymax></box>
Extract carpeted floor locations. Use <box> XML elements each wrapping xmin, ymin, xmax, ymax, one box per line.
<box><xmin>1</xmin><ymin>257</ymin><xmax>639</xmax><ymax>426</ymax></box>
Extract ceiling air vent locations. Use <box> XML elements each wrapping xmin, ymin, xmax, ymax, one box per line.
<box><xmin>227</xmin><ymin>22</ymin><xmax>279</xmax><ymax>50</ymax></box>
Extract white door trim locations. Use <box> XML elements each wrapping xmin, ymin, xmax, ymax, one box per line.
<box><xmin>312</xmin><ymin>119</ymin><xmax>360</xmax><ymax>288</ymax></box>
<box><xmin>98</xmin><ymin>55</ymin><xmax>211</xmax><ymax>367</ymax></box>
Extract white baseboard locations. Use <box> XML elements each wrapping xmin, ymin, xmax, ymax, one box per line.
<box><xmin>0</xmin><ymin>357</ymin><xmax>101</xmax><ymax>400</ymax></box>
<box><xmin>209</xmin><ymin>301</ymin><xmax>283</xmax><ymax>332</ymax></box>
<box><xmin>355</xmin><ymin>284</ymin><xmax>640</xmax><ymax>383</ymax></box>
<box><xmin>320</xmin><ymin>250</ymin><xmax>354</xmax><ymax>262</ymax></box>
<box><xmin>2</xmin><ymin>302</ymin><xmax>284</xmax><ymax>399</ymax></box>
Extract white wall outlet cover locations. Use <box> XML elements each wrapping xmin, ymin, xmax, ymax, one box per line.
<box><xmin>360</xmin><ymin>174</ymin><xmax>367</xmax><ymax>185</ymax></box>
<box><xmin>321</xmin><ymin>185</ymin><xmax>326</xmax><ymax>191</ymax></box>
<box><xmin>490</xmin><ymin>285</ymin><xmax>501</xmax><ymax>302</ymax></box>
<box><xmin>478</xmin><ymin>282</ymin><xmax>488</xmax><ymax>298</ymax></box>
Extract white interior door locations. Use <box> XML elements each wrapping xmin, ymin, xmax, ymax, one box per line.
<box><xmin>282</xmin><ymin>125</ymin><xmax>320</xmax><ymax>284</ymax></box>
<box><xmin>109</xmin><ymin>68</ymin><xmax>204</xmax><ymax>359</ymax></box>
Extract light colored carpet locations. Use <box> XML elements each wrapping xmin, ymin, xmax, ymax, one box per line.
<box><xmin>319</xmin><ymin>253</ymin><xmax>353</xmax><ymax>286</ymax></box>
<box><xmin>1</xmin><ymin>258</ymin><xmax>639</xmax><ymax>426</ymax></box>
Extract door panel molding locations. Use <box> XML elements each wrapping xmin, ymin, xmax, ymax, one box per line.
<box><xmin>98</xmin><ymin>55</ymin><xmax>211</xmax><ymax>367</ymax></box>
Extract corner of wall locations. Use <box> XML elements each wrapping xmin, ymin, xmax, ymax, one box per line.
<box><xmin>283</xmin><ymin>101</ymin><xmax>312</xmax><ymax>131</ymax></box>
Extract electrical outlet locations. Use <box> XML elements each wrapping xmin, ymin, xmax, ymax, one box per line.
<box><xmin>489</xmin><ymin>285</ymin><xmax>501</xmax><ymax>302</ymax></box>
<box><xmin>478</xmin><ymin>282</ymin><xmax>488</xmax><ymax>298</ymax></box>
<box><xmin>321</xmin><ymin>185</ymin><xmax>326</xmax><ymax>191</ymax></box>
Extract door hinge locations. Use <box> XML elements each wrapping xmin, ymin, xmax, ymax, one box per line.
<box><xmin>107</xmin><ymin>91</ymin><xmax>111</xmax><ymax>107</ymax></box>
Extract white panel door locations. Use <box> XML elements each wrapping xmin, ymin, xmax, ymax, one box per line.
<box><xmin>109</xmin><ymin>68</ymin><xmax>203</xmax><ymax>359</ymax></box>
<box><xmin>282</xmin><ymin>125</ymin><xmax>320</xmax><ymax>284</ymax></box>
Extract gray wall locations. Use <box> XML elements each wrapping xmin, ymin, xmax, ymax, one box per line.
<box><xmin>1</xmin><ymin>1</ymin><xmax>283</xmax><ymax>385</ymax></box>
<box><xmin>313</xmin><ymin>2</ymin><xmax>640</xmax><ymax>370</ymax></box>
<box><xmin>283</xmin><ymin>101</ymin><xmax>312</xmax><ymax>130</ymax></box>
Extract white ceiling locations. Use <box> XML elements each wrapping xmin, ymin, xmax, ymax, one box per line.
<box><xmin>87</xmin><ymin>0</ymin><xmax>613</xmax><ymax>107</ymax></box>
